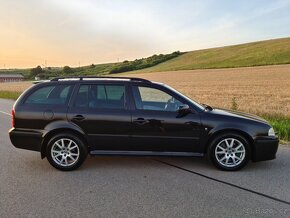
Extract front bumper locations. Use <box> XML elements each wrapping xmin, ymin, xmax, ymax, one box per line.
<box><xmin>9</xmin><ymin>128</ymin><xmax>43</xmax><ymax>152</ymax></box>
<box><xmin>252</xmin><ymin>136</ymin><xmax>279</xmax><ymax>162</ymax></box>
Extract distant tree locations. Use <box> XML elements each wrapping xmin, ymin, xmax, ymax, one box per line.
<box><xmin>30</xmin><ymin>66</ymin><xmax>43</xmax><ymax>77</ymax></box>
<box><xmin>63</xmin><ymin>66</ymin><xmax>74</xmax><ymax>74</ymax></box>
<box><xmin>90</xmin><ymin>64</ymin><xmax>95</xmax><ymax>68</ymax></box>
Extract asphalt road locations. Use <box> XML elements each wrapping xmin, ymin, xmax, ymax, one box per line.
<box><xmin>0</xmin><ymin>98</ymin><xmax>289</xmax><ymax>217</ymax></box>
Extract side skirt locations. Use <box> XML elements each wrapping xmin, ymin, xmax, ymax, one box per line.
<box><xmin>89</xmin><ymin>150</ymin><xmax>204</xmax><ymax>157</ymax></box>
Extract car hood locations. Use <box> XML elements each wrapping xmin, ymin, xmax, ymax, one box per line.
<box><xmin>210</xmin><ymin>108</ymin><xmax>269</xmax><ymax>124</ymax></box>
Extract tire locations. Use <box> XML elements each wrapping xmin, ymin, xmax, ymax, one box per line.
<box><xmin>46</xmin><ymin>133</ymin><xmax>88</xmax><ymax>171</ymax></box>
<box><xmin>207</xmin><ymin>132</ymin><xmax>250</xmax><ymax>171</ymax></box>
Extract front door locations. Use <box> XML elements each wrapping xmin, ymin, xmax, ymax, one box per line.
<box><xmin>67</xmin><ymin>83</ymin><xmax>131</xmax><ymax>150</ymax></box>
<box><xmin>130</xmin><ymin>84</ymin><xmax>201</xmax><ymax>152</ymax></box>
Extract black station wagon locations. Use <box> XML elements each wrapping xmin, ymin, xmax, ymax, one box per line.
<box><xmin>9</xmin><ymin>76</ymin><xmax>279</xmax><ymax>171</ymax></box>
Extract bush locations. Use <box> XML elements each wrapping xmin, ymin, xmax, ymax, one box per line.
<box><xmin>63</xmin><ymin>66</ymin><xmax>74</xmax><ymax>74</ymax></box>
<box><xmin>109</xmin><ymin>51</ymin><xmax>182</xmax><ymax>74</ymax></box>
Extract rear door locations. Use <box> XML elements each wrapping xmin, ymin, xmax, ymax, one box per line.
<box><xmin>67</xmin><ymin>82</ymin><xmax>132</xmax><ymax>150</ymax></box>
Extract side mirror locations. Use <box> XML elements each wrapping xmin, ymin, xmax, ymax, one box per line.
<box><xmin>177</xmin><ymin>104</ymin><xmax>191</xmax><ymax>115</ymax></box>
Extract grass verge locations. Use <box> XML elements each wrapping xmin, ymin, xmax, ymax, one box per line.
<box><xmin>261</xmin><ymin>114</ymin><xmax>290</xmax><ymax>143</ymax></box>
<box><xmin>0</xmin><ymin>91</ymin><xmax>21</xmax><ymax>100</ymax></box>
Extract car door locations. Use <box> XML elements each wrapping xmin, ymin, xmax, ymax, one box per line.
<box><xmin>130</xmin><ymin>84</ymin><xmax>201</xmax><ymax>152</ymax></box>
<box><xmin>67</xmin><ymin>82</ymin><xmax>132</xmax><ymax>151</ymax></box>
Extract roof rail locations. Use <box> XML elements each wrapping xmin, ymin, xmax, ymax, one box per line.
<box><xmin>50</xmin><ymin>76</ymin><xmax>151</xmax><ymax>83</ymax></box>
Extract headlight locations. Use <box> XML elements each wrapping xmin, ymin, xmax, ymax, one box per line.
<box><xmin>268</xmin><ymin>127</ymin><xmax>275</xmax><ymax>136</ymax></box>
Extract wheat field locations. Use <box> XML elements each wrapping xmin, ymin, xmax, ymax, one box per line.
<box><xmin>129</xmin><ymin>65</ymin><xmax>290</xmax><ymax>117</ymax></box>
<box><xmin>0</xmin><ymin>81</ymin><xmax>32</xmax><ymax>93</ymax></box>
<box><xmin>1</xmin><ymin>65</ymin><xmax>290</xmax><ymax>117</ymax></box>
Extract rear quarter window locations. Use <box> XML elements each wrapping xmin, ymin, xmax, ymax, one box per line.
<box><xmin>24</xmin><ymin>84</ymin><xmax>73</xmax><ymax>105</ymax></box>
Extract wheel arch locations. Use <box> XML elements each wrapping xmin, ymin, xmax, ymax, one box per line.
<box><xmin>205</xmin><ymin>128</ymin><xmax>254</xmax><ymax>154</ymax></box>
<box><xmin>41</xmin><ymin>123</ymin><xmax>89</xmax><ymax>159</ymax></box>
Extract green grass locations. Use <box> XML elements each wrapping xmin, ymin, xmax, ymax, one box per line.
<box><xmin>2</xmin><ymin>37</ymin><xmax>290</xmax><ymax>78</ymax></box>
<box><xmin>0</xmin><ymin>91</ymin><xmax>21</xmax><ymax>100</ymax></box>
<box><xmin>261</xmin><ymin>114</ymin><xmax>290</xmax><ymax>143</ymax></box>
<box><xmin>129</xmin><ymin>37</ymin><xmax>290</xmax><ymax>73</ymax></box>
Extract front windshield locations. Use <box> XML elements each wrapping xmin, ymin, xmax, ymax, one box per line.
<box><xmin>163</xmin><ymin>84</ymin><xmax>205</xmax><ymax>111</ymax></box>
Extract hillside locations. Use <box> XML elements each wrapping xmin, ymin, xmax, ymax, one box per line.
<box><xmin>128</xmin><ymin>37</ymin><xmax>290</xmax><ymax>73</ymax></box>
<box><xmin>1</xmin><ymin>37</ymin><xmax>290</xmax><ymax>78</ymax></box>
<box><xmin>0</xmin><ymin>52</ymin><xmax>182</xmax><ymax>79</ymax></box>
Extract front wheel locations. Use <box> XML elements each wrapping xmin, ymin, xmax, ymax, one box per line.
<box><xmin>208</xmin><ymin>133</ymin><xmax>250</xmax><ymax>171</ymax></box>
<box><xmin>46</xmin><ymin>133</ymin><xmax>88</xmax><ymax>171</ymax></box>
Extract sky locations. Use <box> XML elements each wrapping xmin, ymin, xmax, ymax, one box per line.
<box><xmin>0</xmin><ymin>0</ymin><xmax>290</xmax><ymax>68</ymax></box>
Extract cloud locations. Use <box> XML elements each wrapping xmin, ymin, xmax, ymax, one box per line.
<box><xmin>0</xmin><ymin>0</ymin><xmax>290</xmax><ymax>67</ymax></box>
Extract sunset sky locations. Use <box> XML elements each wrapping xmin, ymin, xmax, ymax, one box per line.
<box><xmin>1</xmin><ymin>0</ymin><xmax>290</xmax><ymax>68</ymax></box>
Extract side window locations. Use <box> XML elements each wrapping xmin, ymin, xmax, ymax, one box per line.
<box><xmin>132</xmin><ymin>86</ymin><xmax>183</xmax><ymax>111</ymax></box>
<box><xmin>24</xmin><ymin>85</ymin><xmax>72</xmax><ymax>105</ymax></box>
<box><xmin>74</xmin><ymin>85</ymin><xmax>89</xmax><ymax>108</ymax></box>
<box><xmin>74</xmin><ymin>84</ymin><xmax>125</xmax><ymax>109</ymax></box>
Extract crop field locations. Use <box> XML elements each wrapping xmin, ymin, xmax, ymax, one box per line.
<box><xmin>0</xmin><ymin>64</ymin><xmax>289</xmax><ymax>140</ymax></box>
<box><xmin>1</xmin><ymin>64</ymin><xmax>290</xmax><ymax>116</ymax></box>
<box><xmin>0</xmin><ymin>81</ymin><xmax>32</xmax><ymax>93</ymax></box>
<box><xmin>2</xmin><ymin>64</ymin><xmax>290</xmax><ymax>116</ymax></box>
<box><xmin>130</xmin><ymin>65</ymin><xmax>290</xmax><ymax>117</ymax></box>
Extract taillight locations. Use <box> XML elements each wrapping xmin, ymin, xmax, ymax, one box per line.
<box><xmin>12</xmin><ymin>109</ymin><xmax>15</xmax><ymax>127</ymax></box>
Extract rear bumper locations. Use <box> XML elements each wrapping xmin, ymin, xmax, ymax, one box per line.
<box><xmin>252</xmin><ymin>136</ymin><xmax>279</xmax><ymax>162</ymax></box>
<box><xmin>9</xmin><ymin>128</ymin><xmax>42</xmax><ymax>152</ymax></box>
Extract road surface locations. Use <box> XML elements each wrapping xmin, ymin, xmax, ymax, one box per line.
<box><xmin>0</xmin><ymin>99</ymin><xmax>289</xmax><ymax>217</ymax></box>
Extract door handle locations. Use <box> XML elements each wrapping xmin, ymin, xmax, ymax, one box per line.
<box><xmin>133</xmin><ymin>118</ymin><xmax>148</xmax><ymax>125</ymax></box>
<box><xmin>72</xmin><ymin>115</ymin><xmax>85</xmax><ymax>121</ymax></box>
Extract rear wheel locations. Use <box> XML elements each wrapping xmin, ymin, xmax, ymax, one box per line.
<box><xmin>46</xmin><ymin>133</ymin><xmax>88</xmax><ymax>171</ymax></box>
<box><xmin>208</xmin><ymin>133</ymin><xmax>250</xmax><ymax>171</ymax></box>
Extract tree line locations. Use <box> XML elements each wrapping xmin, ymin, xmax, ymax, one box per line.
<box><xmin>109</xmin><ymin>51</ymin><xmax>181</xmax><ymax>74</ymax></box>
<box><xmin>29</xmin><ymin>51</ymin><xmax>182</xmax><ymax>79</ymax></box>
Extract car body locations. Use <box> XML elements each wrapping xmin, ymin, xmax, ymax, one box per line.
<box><xmin>9</xmin><ymin>76</ymin><xmax>279</xmax><ymax>171</ymax></box>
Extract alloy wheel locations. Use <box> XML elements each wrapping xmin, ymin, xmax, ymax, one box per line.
<box><xmin>214</xmin><ymin>138</ymin><xmax>246</xmax><ymax>168</ymax></box>
<box><xmin>51</xmin><ymin>138</ymin><xmax>80</xmax><ymax>167</ymax></box>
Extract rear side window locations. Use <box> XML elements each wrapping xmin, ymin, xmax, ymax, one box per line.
<box><xmin>24</xmin><ymin>85</ymin><xmax>73</xmax><ymax>105</ymax></box>
<box><xmin>74</xmin><ymin>84</ymin><xmax>125</xmax><ymax>109</ymax></box>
